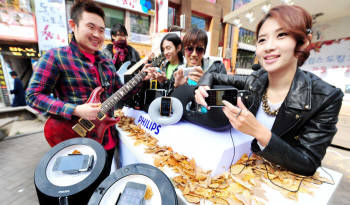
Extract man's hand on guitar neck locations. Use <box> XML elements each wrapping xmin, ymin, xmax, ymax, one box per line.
<box><xmin>73</xmin><ymin>103</ymin><xmax>101</xmax><ymax>120</ymax></box>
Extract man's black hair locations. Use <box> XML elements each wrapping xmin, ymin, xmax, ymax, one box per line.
<box><xmin>111</xmin><ymin>23</ymin><xmax>128</xmax><ymax>40</ymax></box>
<box><xmin>70</xmin><ymin>0</ymin><xmax>105</xmax><ymax>25</ymax></box>
<box><xmin>10</xmin><ymin>71</ymin><xmax>17</xmax><ymax>76</ymax></box>
<box><xmin>160</xmin><ymin>33</ymin><xmax>184</xmax><ymax>63</ymax></box>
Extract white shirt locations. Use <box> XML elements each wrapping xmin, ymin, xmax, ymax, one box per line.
<box><xmin>255</xmin><ymin>100</ymin><xmax>282</xmax><ymax>150</ymax></box>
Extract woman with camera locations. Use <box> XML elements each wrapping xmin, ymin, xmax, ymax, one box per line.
<box><xmin>195</xmin><ymin>5</ymin><xmax>343</xmax><ymax>176</ymax></box>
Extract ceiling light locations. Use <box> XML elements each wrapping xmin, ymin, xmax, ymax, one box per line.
<box><xmin>281</xmin><ymin>0</ymin><xmax>294</xmax><ymax>5</ymax></box>
<box><xmin>233</xmin><ymin>18</ymin><xmax>242</xmax><ymax>27</ymax></box>
<box><xmin>245</xmin><ymin>12</ymin><xmax>255</xmax><ymax>23</ymax></box>
<box><xmin>261</xmin><ymin>4</ymin><xmax>271</xmax><ymax>14</ymax></box>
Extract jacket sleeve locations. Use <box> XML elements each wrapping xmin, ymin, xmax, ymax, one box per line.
<box><xmin>26</xmin><ymin>50</ymin><xmax>77</xmax><ymax>120</ymax></box>
<box><xmin>10</xmin><ymin>80</ymin><xmax>19</xmax><ymax>94</ymax></box>
<box><xmin>198</xmin><ymin>72</ymin><xmax>248</xmax><ymax>89</ymax></box>
<box><xmin>102</xmin><ymin>45</ymin><xmax>113</xmax><ymax>59</ymax></box>
<box><xmin>252</xmin><ymin>88</ymin><xmax>343</xmax><ymax>175</ymax></box>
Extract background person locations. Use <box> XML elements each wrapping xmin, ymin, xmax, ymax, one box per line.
<box><xmin>154</xmin><ymin>33</ymin><xmax>184</xmax><ymax>94</ymax></box>
<box><xmin>173</xmin><ymin>28</ymin><xmax>227</xmax><ymax>88</ymax></box>
<box><xmin>195</xmin><ymin>5</ymin><xmax>343</xmax><ymax>176</ymax></box>
<box><xmin>10</xmin><ymin>71</ymin><xmax>26</xmax><ymax>107</ymax></box>
<box><xmin>102</xmin><ymin>23</ymin><xmax>140</xmax><ymax>71</ymax></box>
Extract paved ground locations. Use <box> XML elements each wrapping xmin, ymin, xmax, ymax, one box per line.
<box><xmin>0</xmin><ymin>103</ymin><xmax>349</xmax><ymax>205</ymax></box>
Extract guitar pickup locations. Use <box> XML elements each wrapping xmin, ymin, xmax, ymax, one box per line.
<box><xmin>72</xmin><ymin>124</ymin><xmax>87</xmax><ymax>137</ymax></box>
<box><xmin>97</xmin><ymin>112</ymin><xmax>106</xmax><ymax>120</ymax></box>
<box><xmin>78</xmin><ymin>119</ymin><xmax>95</xmax><ymax>131</ymax></box>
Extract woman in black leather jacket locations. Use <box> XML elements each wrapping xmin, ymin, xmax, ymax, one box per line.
<box><xmin>195</xmin><ymin>5</ymin><xmax>343</xmax><ymax>176</ymax></box>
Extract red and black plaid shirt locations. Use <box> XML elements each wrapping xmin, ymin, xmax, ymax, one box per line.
<box><xmin>26</xmin><ymin>37</ymin><xmax>141</xmax><ymax>145</ymax></box>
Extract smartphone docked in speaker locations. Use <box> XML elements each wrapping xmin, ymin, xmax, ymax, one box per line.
<box><xmin>53</xmin><ymin>154</ymin><xmax>94</xmax><ymax>174</ymax></box>
<box><xmin>205</xmin><ymin>88</ymin><xmax>238</xmax><ymax>107</ymax></box>
<box><xmin>160</xmin><ymin>97</ymin><xmax>172</xmax><ymax>116</ymax></box>
<box><xmin>116</xmin><ymin>182</ymin><xmax>146</xmax><ymax>205</ymax></box>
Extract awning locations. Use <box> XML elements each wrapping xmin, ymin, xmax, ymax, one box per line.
<box><xmin>224</xmin><ymin>0</ymin><xmax>350</xmax><ymax>38</ymax></box>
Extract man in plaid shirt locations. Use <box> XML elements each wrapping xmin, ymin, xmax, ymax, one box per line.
<box><xmin>26</xmin><ymin>0</ymin><xmax>155</xmax><ymax>174</ymax></box>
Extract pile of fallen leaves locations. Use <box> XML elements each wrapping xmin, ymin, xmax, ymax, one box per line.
<box><xmin>115</xmin><ymin>110</ymin><xmax>331</xmax><ymax>205</ymax></box>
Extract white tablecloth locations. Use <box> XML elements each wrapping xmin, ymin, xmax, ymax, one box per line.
<box><xmin>117</xmin><ymin>108</ymin><xmax>342</xmax><ymax>205</ymax></box>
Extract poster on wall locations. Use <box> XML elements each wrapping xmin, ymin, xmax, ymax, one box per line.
<box><xmin>34</xmin><ymin>0</ymin><xmax>68</xmax><ymax>52</ymax></box>
<box><xmin>301</xmin><ymin>38</ymin><xmax>350</xmax><ymax>94</ymax></box>
<box><xmin>95</xmin><ymin>0</ymin><xmax>155</xmax><ymax>15</ymax></box>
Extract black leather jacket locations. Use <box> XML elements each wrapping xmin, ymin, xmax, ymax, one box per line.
<box><xmin>199</xmin><ymin>68</ymin><xmax>344</xmax><ymax>175</ymax></box>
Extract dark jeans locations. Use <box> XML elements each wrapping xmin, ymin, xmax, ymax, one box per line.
<box><xmin>101</xmin><ymin>148</ymin><xmax>115</xmax><ymax>177</ymax></box>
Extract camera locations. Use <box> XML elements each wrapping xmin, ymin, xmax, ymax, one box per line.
<box><xmin>205</xmin><ymin>88</ymin><xmax>238</xmax><ymax>107</ymax></box>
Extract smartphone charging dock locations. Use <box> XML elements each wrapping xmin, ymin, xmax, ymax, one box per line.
<box><xmin>34</xmin><ymin>138</ymin><xmax>107</xmax><ymax>205</ymax></box>
<box><xmin>88</xmin><ymin>163</ymin><xmax>178</xmax><ymax>205</ymax></box>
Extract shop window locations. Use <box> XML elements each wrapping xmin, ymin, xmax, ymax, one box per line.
<box><xmin>235</xmin><ymin>49</ymin><xmax>255</xmax><ymax>69</ymax></box>
<box><xmin>102</xmin><ymin>7</ymin><xmax>125</xmax><ymax>29</ymax></box>
<box><xmin>130</xmin><ymin>13</ymin><xmax>150</xmax><ymax>35</ymax></box>
<box><xmin>238</xmin><ymin>28</ymin><xmax>255</xmax><ymax>45</ymax></box>
<box><xmin>168</xmin><ymin>7</ymin><xmax>176</xmax><ymax>27</ymax></box>
<box><xmin>191</xmin><ymin>15</ymin><xmax>206</xmax><ymax>31</ymax></box>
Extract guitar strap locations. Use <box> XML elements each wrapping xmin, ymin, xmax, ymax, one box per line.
<box><xmin>97</xmin><ymin>63</ymin><xmax>115</xmax><ymax>117</ymax></box>
<box><xmin>97</xmin><ymin>63</ymin><xmax>111</xmax><ymax>91</ymax></box>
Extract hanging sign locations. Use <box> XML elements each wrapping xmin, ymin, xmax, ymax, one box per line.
<box><xmin>95</xmin><ymin>0</ymin><xmax>155</xmax><ymax>15</ymax></box>
<box><xmin>34</xmin><ymin>0</ymin><xmax>69</xmax><ymax>52</ymax></box>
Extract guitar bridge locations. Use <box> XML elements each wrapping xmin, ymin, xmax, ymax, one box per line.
<box><xmin>72</xmin><ymin>124</ymin><xmax>87</xmax><ymax>137</ymax></box>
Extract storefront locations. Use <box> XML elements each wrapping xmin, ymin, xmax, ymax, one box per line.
<box><xmin>0</xmin><ymin>1</ymin><xmax>38</xmax><ymax>107</ymax></box>
<box><xmin>92</xmin><ymin>0</ymin><xmax>156</xmax><ymax>58</ymax></box>
<box><xmin>167</xmin><ymin>0</ymin><xmax>232</xmax><ymax>59</ymax></box>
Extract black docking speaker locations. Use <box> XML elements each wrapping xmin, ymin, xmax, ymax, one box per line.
<box><xmin>34</xmin><ymin>138</ymin><xmax>107</xmax><ymax>205</ymax></box>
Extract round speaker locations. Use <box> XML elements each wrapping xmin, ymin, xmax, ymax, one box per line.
<box><xmin>88</xmin><ymin>163</ymin><xmax>178</xmax><ymax>205</ymax></box>
<box><xmin>34</xmin><ymin>138</ymin><xmax>107</xmax><ymax>205</ymax></box>
<box><xmin>148</xmin><ymin>97</ymin><xmax>183</xmax><ymax>125</ymax></box>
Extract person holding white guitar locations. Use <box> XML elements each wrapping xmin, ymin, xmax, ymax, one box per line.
<box><xmin>102</xmin><ymin>23</ymin><xmax>141</xmax><ymax>72</ymax></box>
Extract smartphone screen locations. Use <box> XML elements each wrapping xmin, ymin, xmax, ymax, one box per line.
<box><xmin>53</xmin><ymin>155</ymin><xmax>91</xmax><ymax>172</ymax></box>
<box><xmin>205</xmin><ymin>88</ymin><xmax>238</xmax><ymax>107</ymax></box>
<box><xmin>117</xmin><ymin>182</ymin><xmax>146</xmax><ymax>205</ymax></box>
<box><xmin>160</xmin><ymin>97</ymin><xmax>172</xmax><ymax>116</ymax></box>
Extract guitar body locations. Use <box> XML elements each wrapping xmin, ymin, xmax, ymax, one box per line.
<box><xmin>44</xmin><ymin>87</ymin><xmax>120</xmax><ymax>147</ymax></box>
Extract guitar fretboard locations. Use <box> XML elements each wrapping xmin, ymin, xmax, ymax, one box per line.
<box><xmin>100</xmin><ymin>71</ymin><xmax>147</xmax><ymax>114</ymax></box>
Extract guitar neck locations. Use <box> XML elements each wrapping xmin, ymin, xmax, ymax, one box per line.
<box><xmin>100</xmin><ymin>71</ymin><xmax>147</xmax><ymax>113</ymax></box>
<box><xmin>124</xmin><ymin>58</ymin><xmax>148</xmax><ymax>76</ymax></box>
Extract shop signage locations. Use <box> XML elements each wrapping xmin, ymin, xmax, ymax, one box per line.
<box><xmin>0</xmin><ymin>45</ymin><xmax>40</xmax><ymax>58</ymax></box>
<box><xmin>95</xmin><ymin>0</ymin><xmax>155</xmax><ymax>15</ymax></box>
<box><xmin>34</xmin><ymin>0</ymin><xmax>69</xmax><ymax>52</ymax></box>
<box><xmin>301</xmin><ymin>38</ymin><xmax>350</xmax><ymax>94</ymax></box>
